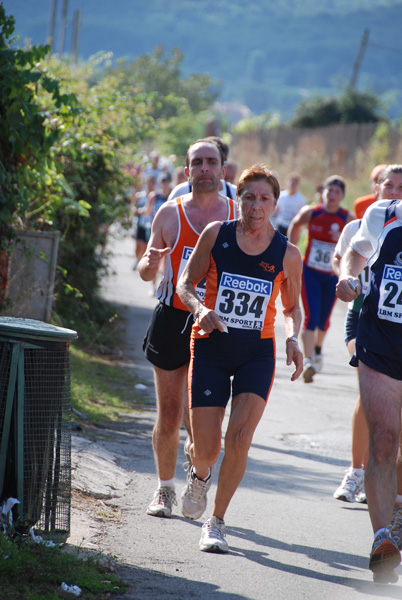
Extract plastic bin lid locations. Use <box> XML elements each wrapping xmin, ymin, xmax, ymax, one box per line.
<box><xmin>0</xmin><ymin>317</ymin><xmax>77</xmax><ymax>341</ymax></box>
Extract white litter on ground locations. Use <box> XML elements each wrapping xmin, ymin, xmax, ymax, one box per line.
<box><xmin>60</xmin><ymin>582</ymin><xmax>82</xmax><ymax>596</ymax></box>
<box><xmin>135</xmin><ymin>383</ymin><xmax>147</xmax><ymax>390</ymax></box>
<box><xmin>29</xmin><ymin>528</ymin><xmax>56</xmax><ymax>547</ymax></box>
<box><xmin>1</xmin><ymin>497</ymin><xmax>20</xmax><ymax>532</ymax></box>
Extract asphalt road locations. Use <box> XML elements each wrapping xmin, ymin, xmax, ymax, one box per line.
<box><xmin>85</xmin><ymin>227</ymin><xmax>401</xmax><ymax>599</ymax></box>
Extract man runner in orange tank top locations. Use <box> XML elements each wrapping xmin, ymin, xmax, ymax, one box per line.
<box><xmin>138</xmin><ymin>139</ymin><xmax>236</xmax><ymax>518</ymax></box>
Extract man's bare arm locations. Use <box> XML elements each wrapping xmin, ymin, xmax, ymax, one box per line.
<box><xmin>332</xmin><ymin>252</ymin><xmax>342</xmax><ymax>277</ymax></box>
<box><xmin>137</xmin><ymin>203</ymin><xmax>177</xmax><ymax>282</ymax></box>
<box><xmin>288</xmin><ymin>205</ymin><xmax>314</xmax><ymax>245</ymax></box>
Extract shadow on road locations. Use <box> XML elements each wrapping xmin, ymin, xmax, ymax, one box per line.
<box><xmin>253</xmin><ymin>442</ymin><xmax>348</xmax><ymax>468</ymax></box>
<box><xmin>114</xmin><ymin>563</ymin><xmax>249</xmax><ymax>599</ymax></box>
<box><xmin>219</xmin><ymin>526</ymin><xmax>402</xmax><ymax>598</ymax></box>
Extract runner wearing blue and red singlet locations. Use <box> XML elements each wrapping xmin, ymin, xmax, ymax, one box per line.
<box><xmin>288</xmin><ymin>175</ymin><xmax>354</xmax><ymax>383</ymax></box>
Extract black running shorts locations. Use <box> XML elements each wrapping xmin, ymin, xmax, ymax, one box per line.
<box><xmin>143</xmin><ymin>302</ymin><xmax>194</xmax><ymax>371</ymax></box>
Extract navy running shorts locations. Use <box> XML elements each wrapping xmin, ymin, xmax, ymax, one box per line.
<box><xmin>143</xmin><ymin>302</ymin><xmax>194</xmax><ymax>371</ymax></box>
<box><xmin>302</xmin><ymin>263</ymin><xmax>337</xmax><ymax>331</ymax></box>
<box><xmin>352</xmin><ymin>343</ymin><xmax>402</xmax><ymax>381</ymax></box>
<box><xmin>188</xmin><ymin>332</ymin><xmax>276</xmax><ymax>408</ymax></box>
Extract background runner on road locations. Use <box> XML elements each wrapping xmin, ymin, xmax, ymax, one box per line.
<box><xmin>288</xmin><ymin>174</ymin><xmax>354</xmax><ymax>383</ymax></box>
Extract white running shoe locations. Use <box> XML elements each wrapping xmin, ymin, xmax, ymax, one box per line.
<box><xmin>313</xmin><ymin>353</ymin><xmax>323</xmax><ymax>373</ymax></box>
<box><xmin>355</xmin><ymin>489</ymin><xmax>367</xmax><ymax>504</ymax></box>
<box><xmin>146</xmin><ymin>487</ymin><xmax>177</xmax><ymax>518</ymax></box>
<box><xmin>333</xmin><ymin>468</ymin><xmax>364</xmax><ymax>503</ymax></box>
<box><xmin>302</xmin><ymin>358</ymin><xmax>316</xmax><ymax>383</ymax></box>
<box><xmin>199</xmin><ymin>516</ymin><xmax>228</xmax><ymax>553</ymax></box>
<box><xmin>390</xmin><ymin>504</ymin><xmax>402</xmax><ymax>550</ymax></box>
<box><xmin>181</xmin><ymin>466</ymin><xmax>213</xmax><ymax>520</ymax></box>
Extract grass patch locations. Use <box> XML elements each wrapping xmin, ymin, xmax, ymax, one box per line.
<box><xmin>0</xmin><ymin>530</ymin><xmax>125</xmax><ymax>600</ymax></box>
<box><xmin>70</xmin><ymin>345</ymin><xmax>149</xmax><ymax>424</ymax></box>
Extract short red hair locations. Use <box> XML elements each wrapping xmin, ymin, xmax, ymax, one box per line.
<box><xmin>237</xmin><ymin>165</ymin><xmax>280</xmax><ymax>201</ymax></box>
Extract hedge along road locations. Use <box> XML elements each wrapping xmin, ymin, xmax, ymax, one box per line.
<box><xmin>73</xmin><ymin>226</ymin><xmax>401</xmax><ymax>599</ymax></box>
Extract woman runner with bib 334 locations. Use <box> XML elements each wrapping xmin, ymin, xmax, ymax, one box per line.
<box><xmin>177</xmin><ymin>165</ymin><xmax>303</xmax><ymax>554</ymax></box>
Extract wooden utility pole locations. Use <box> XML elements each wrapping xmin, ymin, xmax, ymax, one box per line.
<box><xmin>350</xmin><ymin>28</ymin><xmax>370</xmax><ymax>88</ymax></box>
<box><xmin>48</xmin><ymin>0</ymin><xmax>58</xmax><ymax>52</ymax></box>
<box><xmin>72</xmin><ymin>8</ymin><xmax>81</xmax><ymax>63</ymax></box>
<box><xmin>59</xmin><ymin>0</ymin><xmax>68</xmax><ymax>57</ymax></box>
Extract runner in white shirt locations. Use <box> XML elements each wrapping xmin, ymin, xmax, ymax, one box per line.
<box><xmin>169</xmin><ymin>178</ymin><xmax>237</xmax><ymax>201</ymax></box>
<box><xmin>273</xmin><ymin>172</ymin><xmax>306</xmax><ymax>236</ymax></box>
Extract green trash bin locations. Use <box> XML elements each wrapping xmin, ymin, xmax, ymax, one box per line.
<box><xmin>0</xmin><ymin>317</ymin><xmax>77</xmax><ymax>540</ymax></box>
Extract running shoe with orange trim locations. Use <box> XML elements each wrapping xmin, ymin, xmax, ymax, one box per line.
<box><xmin>369</xmin><ymin>529</ymin><xmax>400</xmax><ymax>583</ymax></box>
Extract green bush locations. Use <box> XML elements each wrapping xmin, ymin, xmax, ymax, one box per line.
<box><xmin>291</xmin><ymin>87</ymin><xmax>385</xmax><ymax>128</ymax></box>
<box><xmin>0</xmin><ymin>6</ymin><xmax>155</xmax><ymax>339</ymax></box>
<box><xmin>0</xmin><ymin>7</ymin><xmax>75</xmax><ymax>244</ymax></box>
<box><xmin>38</xmin><ymin>56</ymin><xmax>155</xmax><ymax>332</ymax></box>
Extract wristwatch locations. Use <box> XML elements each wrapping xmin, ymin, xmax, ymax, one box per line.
<box><xmin>348</xmin><ymin>279</ymin><xmax>358</xmax><ymax>292</ymax></box>
<box><xmin>286</xmin><ymin>336</ymin><xmax>298</xmax><ymax>344</ymax></box>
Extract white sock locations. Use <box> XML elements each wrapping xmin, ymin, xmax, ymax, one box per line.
<box><xmin>350</xmin><ymin>467</ymin><xmax>364</xmax><ymax>476</ymax></box>
<box><xmin>158</xmin><ymin>478</ymin><xmax>175</xmax><ymax>490</ymax></box>
<box><xmin>395</xmin><ymin>494</ymin><xmax>402</xmax><ymax>505</ymax></box>
<box><xmin>193</xmin><ymin>467</ymin><xmax>212</xmax><ymax>481</ymax></box>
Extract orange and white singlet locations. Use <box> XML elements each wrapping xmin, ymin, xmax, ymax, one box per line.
<box><xmin>157</xmin><ymin>196</ymin><xmax>236</xmax><ymax>312</ymax></box>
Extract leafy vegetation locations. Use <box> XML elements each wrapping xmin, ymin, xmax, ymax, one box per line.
<box><xmin>0</xmin><ymin>7</ymin><xmax>72</xmax><ymax>257</ymax></box>
<box><xmin>112</xmin><ymin>46</ymin><xmax>219</xmax><ymax>120</ymax></box>
<box><xmin>0</xmin><ymin>7</ymin><xmax>217</xmax><ymax>340</ymax></box>
<box><xmin>232</xmin><ymin>112</ymin><xmax>281</xmax><ymax>134</ymax></box>
<box><xmin>291</xmin><ymin>87</ymin><xmax>385</xmax><ymax>128</ymax></box>
<box><xmin>37</xmin><ymin>53</ymin><xmax>155</xmax><ymax>335</ymax></box>
<box><xmin>108</xmin><ymin>46</ymin><xmax>218</xmax><ymax>156</ymax></box>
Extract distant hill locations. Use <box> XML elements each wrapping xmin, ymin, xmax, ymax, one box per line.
<box><xmin>4</xmin><ymin>0</ymin><xmax>402</xmax><ymax>119</ymax></box>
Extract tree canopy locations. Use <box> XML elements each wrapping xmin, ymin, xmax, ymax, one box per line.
<box><xmin>291</xmin><ymin>87</ymin><xmax>385</xmax><ymax>128</ymax></box>
<box><xmin>110</xmin><ymin>46</ymin><xmax>219</xmax><ymax>120</ymax></box>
